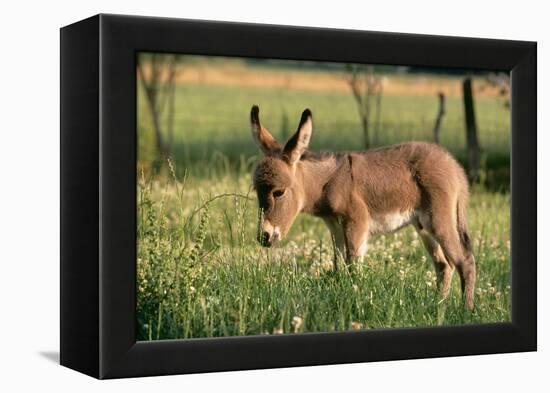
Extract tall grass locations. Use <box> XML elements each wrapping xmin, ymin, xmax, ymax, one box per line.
<box><xmin>137</xmin><ymin>161</ymin><xmax>510</xmax><ymax>341</ymax></box>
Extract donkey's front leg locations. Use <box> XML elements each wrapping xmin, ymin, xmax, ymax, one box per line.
<box><xmin>323</xmin><ymin>216</ymin><xmax>346</xmax><ymax>270</ymax></box>
<box><xmin>343</xmin><ymin>197</ymin><xmax>370</xmax><ymax>265</ymax></box>
<box><xmin>343</xmin><ymin>219</ymin><xmax>369</xmax><ymax>265</ymax></box>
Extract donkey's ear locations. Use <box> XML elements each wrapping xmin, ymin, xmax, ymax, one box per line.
<box><xmin>250</xmin><ymin>105</ymin><xmax>280</xmax><ymax>154</ymax></box>
<box><xmin>283</xmin><ymin>109</ymin><xmax>313</xmax><ymax>165</ymax></box>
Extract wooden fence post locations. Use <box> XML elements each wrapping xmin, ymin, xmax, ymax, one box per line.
<box><xmin>463</xmin><ymin>78</ymin><xmax>481</xmax><ymax>182</ymax></box>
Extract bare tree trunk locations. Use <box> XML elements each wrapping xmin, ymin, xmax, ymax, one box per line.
<box><xmin>349</xmin><ymin>76</ymin><xmax>371</xmax><ymax>149</ymax></box>
<box><xmin>346</xmin><ymin>65</ymin><xmax>380</xmax><ymax>149</ymax></box>
<box><xmin>137</xmin><ymin>54</ymin><xmax>181</xmax><ymax>161</ymax></box>
<box><xmin>373</xmin><ymin>82</ymin><xmax>383</xmax><ymax>146</ymax></box>
<box><xmin>432</xmin><ymin>92</ymin><xmax>446</xmax><ymax>144</ymax></box>
<box><xmin>165</xmin><ymin>56</ymin><xmax>178</xmax><ymax>149</ymax></box>
<box><xmin>361</xmin><ymin>115</ymin><xmax>369</xmax><ymax>149</ymax></box>
<box><xmin>462</xmin><ymin>78</ymin><xmax>480</xmax><ymax>182</ymax></box>
<box><xmin>137</xmin><ymin>60</ymin><xmax>168</xmax><ymax>158</ymax></box>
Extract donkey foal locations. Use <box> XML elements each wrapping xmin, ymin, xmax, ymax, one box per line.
<box><xmin>250</xmin><ymin>106</ymin><xmax>476</xmax><ymax>309</ymax></box>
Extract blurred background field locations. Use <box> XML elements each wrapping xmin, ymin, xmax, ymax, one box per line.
<box><xmin>136</xmin><ymin>54</ymin><xmax>511</xmax><ymax>340</ymax></box>
<box><xmin>137</xmin><ymin>55</ymin><xmax>510</xmax><ymax>185</ymax></box>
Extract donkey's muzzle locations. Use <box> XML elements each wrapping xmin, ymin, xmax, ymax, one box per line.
<box><xmin>257</xmin><ymin>220</ymin><xmax>281</xmax><ymax>247</ymax></box>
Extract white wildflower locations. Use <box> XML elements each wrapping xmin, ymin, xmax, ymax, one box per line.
<box><xmin>291</xmin><ymin>316</ymin><xmax>303</xmax><ymax>332</ymax></box>
<box><xmin>273</xmin><ymin>327</ymin><xmax>284</xmax><ymax>334</ymax></box>
<box><xmin>351</xmin><ymin>321</ymin><xmax>363</xmax><ymax>330</ymax></box>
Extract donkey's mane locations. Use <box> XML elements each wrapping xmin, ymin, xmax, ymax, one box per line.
<box><xmin>300</xmin><ymin>150</ymin><xmax>345</xmax><ymax>162</ymax></box>
<box><xmin>300</xmin><ymin>142</ymin><xmax>441</xmax><ymax>163</ymax></box>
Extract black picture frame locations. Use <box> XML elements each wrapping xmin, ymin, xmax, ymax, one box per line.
<box><xmin>60</xmin><ymin>14</ymin><xmax>536</xmax><ymax>379</ymax></box>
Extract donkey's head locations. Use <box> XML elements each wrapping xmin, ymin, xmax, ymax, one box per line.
<box><xmin>250</xmin><ymin>105</ymin><xmax>313</xmax><ymax>247</ymax></box>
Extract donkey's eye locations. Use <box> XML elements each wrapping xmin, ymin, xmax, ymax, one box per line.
<box><xmin>273</xmin><ymin>189</ymin><xmax>285</xmax><ymax>198</ymax></box>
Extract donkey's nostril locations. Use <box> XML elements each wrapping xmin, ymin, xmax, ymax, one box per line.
<box><xmin>259</xmin><ymin>231</ymin><xmax>271</xmax><ymax>247</ymax></box>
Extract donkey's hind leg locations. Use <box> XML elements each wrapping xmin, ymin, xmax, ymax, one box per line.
<box><xmin>414</xmin><ymin>219</ymin><xmax>455</xmax><ymax>299</ymax></box>
<box><xmin>425</xmin><ymin>207</ymin><xmax>476</xmax><ymax>309</ymax></box>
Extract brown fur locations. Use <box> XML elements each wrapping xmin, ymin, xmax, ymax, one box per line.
<box><xmin>250</xmin><ymin>106</ymin><xmax>476</xmax><ymax>309</ymax></box>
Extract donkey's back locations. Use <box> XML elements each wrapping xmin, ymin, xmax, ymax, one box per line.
<box><xmin>345</xmin><ymin>141</ymin><xmax>469</xmax><ymax>223</ymax></box>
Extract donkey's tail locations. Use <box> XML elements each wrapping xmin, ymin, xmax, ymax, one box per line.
<box><xmin>457</xmin><ymin>189</ymin><xmax>472</xmax><ymax>254</ymax></box>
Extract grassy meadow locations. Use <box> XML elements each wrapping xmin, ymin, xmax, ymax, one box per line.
<box><xmin>136</xmin><ymin>56</ymin><xmax>511</xmax><ymax>341</ymax></box>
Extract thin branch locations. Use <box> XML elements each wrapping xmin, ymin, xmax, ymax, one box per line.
<box><xmin>187</xmin><ymin>193</ymin><xmax>254</xmax><ymax>225</ymax></box>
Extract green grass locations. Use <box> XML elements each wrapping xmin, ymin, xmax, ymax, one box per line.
<box><xmin>137</xmin><ymin>171</ymin><xmax>510</xmax><ymax>340</ymax></box>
